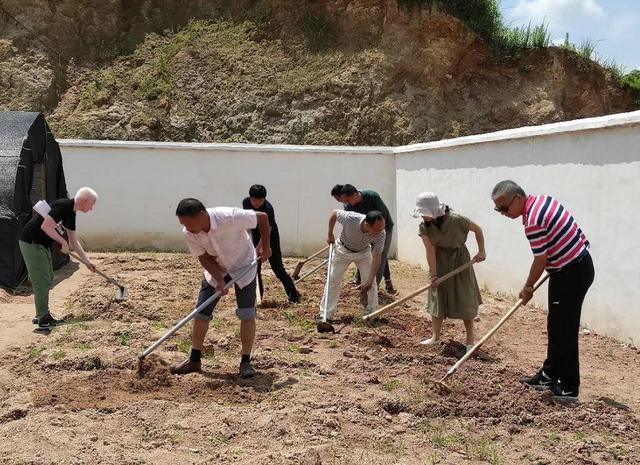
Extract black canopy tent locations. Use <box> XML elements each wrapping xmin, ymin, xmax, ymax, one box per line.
<box><xmin>0</xmin><ymin>112</ymin><xmax>69</xmax><ymax>290</ymax></box>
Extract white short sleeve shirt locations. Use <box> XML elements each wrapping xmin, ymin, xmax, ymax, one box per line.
<box><xmin>183</xmin><ymin>207</ymin><xmax>258</xmax><ymax>288</ymax></box>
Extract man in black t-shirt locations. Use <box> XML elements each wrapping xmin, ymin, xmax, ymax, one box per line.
<box><xmin>242</xmin><ymin>185</ymin><xmax>301</xmax><ymax>304</ymax></box>
<box><xmin>19</xmin><ymin>187</ymin><xmax>98</xmax><ymax>331</ymax></box>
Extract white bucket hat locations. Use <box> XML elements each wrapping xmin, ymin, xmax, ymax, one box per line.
<box><xmin>411</xmin><ymin>192</ymin><xmax>446</xmax><ymax>218</ymax></box>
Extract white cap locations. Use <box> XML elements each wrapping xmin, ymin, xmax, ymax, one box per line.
<box><xmin>411</xmin><ymin>192</ymin><xmax>445</xmax><ymax>218</ymax></box>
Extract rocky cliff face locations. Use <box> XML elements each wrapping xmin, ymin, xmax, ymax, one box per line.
<box><xmin>1</xmin><ymin>0</ymin><xmax>636</xmax><ymax>144</ymax></box>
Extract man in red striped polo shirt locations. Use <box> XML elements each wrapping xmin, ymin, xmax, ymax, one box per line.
<box><xmin>492</xmin><ymin>180</ymin><xmax>595</xmax><ymax>402</ymax></box>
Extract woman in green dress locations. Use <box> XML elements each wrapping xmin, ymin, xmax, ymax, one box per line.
<box><xmin>412</xmin><ymin>192</ymin><xmax>486</xmax><ymax>353</ymax></box>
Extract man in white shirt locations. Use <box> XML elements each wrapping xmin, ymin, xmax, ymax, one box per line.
<box><xmin>172</xmin><ymin>198</ymin><xmax>271</xmax><ymax>378</ymax></box>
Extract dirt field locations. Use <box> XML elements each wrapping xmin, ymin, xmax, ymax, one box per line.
<box><xmin>1</xmin><ymin>253</ymin><xmax>639</xmax><ymax>465</ymax></box>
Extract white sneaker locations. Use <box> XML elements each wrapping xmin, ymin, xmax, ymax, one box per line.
<box><xmin>419</xmin><ymin>337</ymin><xmax>442</xmax><ymax>347</ymax></box>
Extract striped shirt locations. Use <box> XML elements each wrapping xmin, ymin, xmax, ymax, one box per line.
<box><xmin>523</xmin><ymin>195</ymin><xmax>590</xmax><ymax>271</ymax></box>
<box><xmin>336</xmin><ymin>210</ymin><xmax>386</xmax><ymax>254</ymax></box>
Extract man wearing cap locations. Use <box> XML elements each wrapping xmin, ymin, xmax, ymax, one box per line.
<box><xmin>492</xmin><ymin>180</ymin><xmax>594</xmax><ymax>402</ymax></box>
<box><xmin>318</xmin><ymin>209</ymin><xmax>386</xmax><ymax>332</ymax></box>
<box><xmin>19</xmin><ymin>188</ymin><xmax>98</xmax><ymax>332</ymax></box>
<box><xmin>340</xmin><ymin>184</ymin><xmax>396</xmax><ymax>294</ymax></box>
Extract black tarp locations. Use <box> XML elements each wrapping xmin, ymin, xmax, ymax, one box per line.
<box><xmin>0</xmin><ymin>112</ymin><xmax>69</xmax><ymax>290</ymax></box>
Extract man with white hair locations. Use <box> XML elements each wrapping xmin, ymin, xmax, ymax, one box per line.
<box><xmin>19</xmin><ymin>188</ymin><xmax>98</xmax><ymax>332</ymax></box>
<box><xmin>492</xmin><ymin>180</ymin><xmax>594</xmax><ymax>402</ymax></box>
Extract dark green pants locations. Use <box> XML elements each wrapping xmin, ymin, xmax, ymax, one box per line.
<box><xmin>19</xmin><ymin>240</ymin><xmax>53</xmax><ymax>319</ymax></box>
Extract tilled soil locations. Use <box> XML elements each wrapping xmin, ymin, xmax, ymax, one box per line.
<box><xmin>1</xmin><ymin>253</ymin><xmax>638</xmax><ymax>464</ymax></box>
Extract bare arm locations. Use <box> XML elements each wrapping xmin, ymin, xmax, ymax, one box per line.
<box><xmin>67</xmin><ymin>230</ymin><xmax>95</xmax><ymax>272</ymax></box>
<box><xmin>468</xmin><ymin>221</ymin><xmax>486</xmax><ymax>262</ymax></box>
<box><xmin>519</xmin><ymin>255</ymin><xmax>547</xmax><ymax>304</ymax></box>
<box><xmin>198</xmin><ymin>253</ymin><xmax>228</xmax><ymax>295</ymax></box>
<box><xmin>41</xmin><ymin>216</ymin><xmax>69</xmax><ymax>253</ymax></box>
<box><xmin>364</xmin><ymin>252</ymin><xmax>382</xmax><ymax>291</ymax></box>
<box><xmin>255</xmin><ymin>212</ymin><xmax>271</xmax><ymax>261</ymax></box>
<box><xmin>327</xmin><ymin>210</ymin><xmax>338</xmax><ymax>244</ymax></box>
<box><xmin>421</xmin><ymin>235</ymin><xmax>438</xmax><ymax>284</ymax></box>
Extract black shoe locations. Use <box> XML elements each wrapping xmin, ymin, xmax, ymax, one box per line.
<box><xmin>239</xmin><ymin>361</ymin><xmax>256</xmax><ymax>379</ymax></box>
<box><xmin>37</xmin><ymin>313</ymin><xmax>62</xmax><ymax>331</ymax></box>
<box><xmin>288</xmin><ymin>292</ymin><xmax>301</xmax><ymax>304</ymax></box>
<box><xmin>385</xmin><ymin>283</ymin><xmax>398</xmax><ymax>295</ymax></box>
<box><xmin>316</xmin><ymin>318</ymin><xmax>335</xmax><ymax>333</ymax></box>
<box><xmin>170</xmin><ymin>358</ymin><xmax>202</xmax><ymax>375</ymax></box>
<box><xmin>520</xmin><ymin>370</ymin><xmax>555</xmax><ymax>390</ymax></box>
<box><xmin>550</xmin><ymin>383</ymin><xmax>579</xmax><ymax>403</ymax></box>
<box><xmin>32</xmin><ymin>317</ymin><xmax>38</xmax><ymax>324</ymax></box>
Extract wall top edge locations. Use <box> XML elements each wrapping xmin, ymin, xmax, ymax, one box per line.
<box><xmin>57</xmin><ymin>139</ymin><xmax>394</xmax><ymax>154</ymax></box>
<box><xmin>394</xmin><ymin>110</ymin><xmax>640</xmax><ymax>154</ymax></box>
<box><xmin>57</xmin><ymin>110</ymin><xmax>640</xmax><ymax>155</ymax></box>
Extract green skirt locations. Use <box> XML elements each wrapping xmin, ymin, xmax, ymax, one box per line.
<box><xmin>426</xmin><ymin>245</ymin><xmax>481</xmax><ymax>319</ymax></box>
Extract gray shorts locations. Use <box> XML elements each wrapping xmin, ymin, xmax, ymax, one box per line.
<box><xmin>195</xmin><ymin>275</ymin><xmax>257</xmax><ymax>321</ymax></box>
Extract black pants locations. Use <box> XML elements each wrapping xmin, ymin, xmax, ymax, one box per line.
<box><xmin>256</xmin><ymin>231</ymin><xmax>299</xmax><ymax>300</ymax></box>
<box><xmin>542</xmin><ymin>252</ymin><xmax>594</xmax><ymax>392</ymax></box>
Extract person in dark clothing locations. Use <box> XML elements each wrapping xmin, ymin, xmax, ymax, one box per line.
<box><xmin>242</xmin><ymin>185</ymin><xmax>301</xmax><ymax>303</ymax></box>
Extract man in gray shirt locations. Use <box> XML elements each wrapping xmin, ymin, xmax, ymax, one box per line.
<box><xmin>318</xmin><ymin>210</ymin><xmax>386</xmax><ymax>331</ymax></box>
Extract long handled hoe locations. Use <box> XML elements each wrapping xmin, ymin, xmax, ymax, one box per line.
<box><xmin>363</xmin><ymin>259</ymin><xmax>477</xmax><ymax>322</ymax></box>
<box><xmin>433</xmin><ymin>273</ymin><xmax>550</xmax><ymax>394</ymax></box>
<box><xmin>137</xmin><ymin>260</ymin><xmax>259</xmax><ymax>376</ymax></box>
<box><xmin>291</xmin><ymin>245</ymin><xmax>330</xmax><ymax>280</ymax></box>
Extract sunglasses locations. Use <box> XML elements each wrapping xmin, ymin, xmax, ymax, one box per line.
<box><xmin>494</xmin><ymin>195</ymin><xmax>517</xmax><ymax>213</ymax></box>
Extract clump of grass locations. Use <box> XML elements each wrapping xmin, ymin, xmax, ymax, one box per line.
<box><xmin>119</xmin><ymin>331</ymin><xmax>130</xmax><ymax>347</ymax></box>
<box><xmin>283</xmin><ymin>309</ymin><xmax>315</xmax><ymax>331</ymax></box>
<box><xmin>52</xmin><ymin>350</ymin><xmax>66</xmax><ymax>361</ymax></box>
<box><xmin>397</xmin><ymin>1</ymin><xmax>554</xmax><ymax>53</ymax></box>
<box><xmin>73</xmin><ymin>342</ymin><xmax>93</xmax><ymax>351</ymax></box>
<box><xmin>150</xmin><ymin>320</ymin><xmax>166</xmax><ymax>331</ymax></box>
<box><xmin>496</xmin><ymin>21</ymin><xmax>550</xmax><ymax>51</ymax></box>
<box><xmin>430</xmin><ymin>427</ymin><xmax>449</xmax><ymax>447</ymax></box>
<box><xmin>176</xmin><ymin>338</ymin><xmax>191</xmax><ymax>353</ymax></box>
<box><xmin>136</xmin><ymin>19</ymin><xmax>213</xmax><ymax>100</ymax></box>
<box><xmin>383</xmin><ymin>379</ymin><xmax>401</xmax><ymax>392</ymax></box>
<box><xmin>301</xmin><ymin>12</ymin><xmax>336</xmax><ymax>51</ymax></box>
<box><xmin>79</xmin><ymin>70</ymin><xmax>118</xmax><ymax>109</ymax></box>
<box><xmin>559</xmin><ymin>33</ymin><xmax>632</xmax><ymax>82</ymax></box>
<box><xmin>210</xmin><ymin>432</ymin><xmax>230</xmax><ymax>447</ymax></box>
<box><xmin>374</xmin><ymin>437</ymin><xmax>407</xmax><ymax>456</ymax></box>
<box><xmin>545</xmin><ymin>432</ymin><xmax>561</xmax><ymax>447</ymax></box>
<box><xmin>621</xmin><ymin>70</ymin><xmax>640</xmax><ymax>104</ymax></box>
<box><xmin>29</xmin><ymin>346</ymin><xmax>46</xmax><ymax>359</ymax></box>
